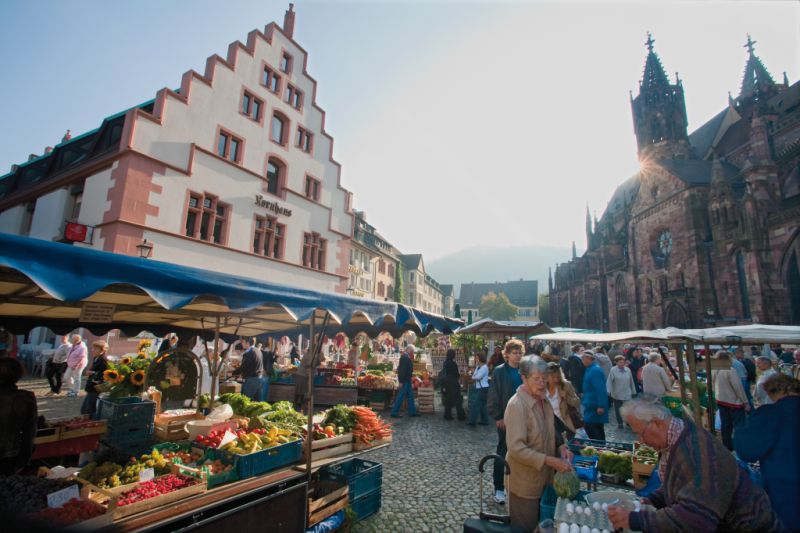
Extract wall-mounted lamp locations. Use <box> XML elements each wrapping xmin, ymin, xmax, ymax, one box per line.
<box><xmin>136</xmin><ymin>239</ymin><xmax>154</xmax><ymax>259</ymax></box>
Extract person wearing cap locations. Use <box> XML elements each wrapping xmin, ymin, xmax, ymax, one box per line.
<box><xmin>580</xmin><ymin>350</ymin><xmax>609</xmax><ymax>440</ymax></box>
<box><xmin>81</xmin><ymin>340</ymin><xmax>109</xmax><ymax>417</ymax></box>
<box><xmin>390</xmin><ymin>345</ymin><xmax>418</xmax><ymax>418</ymax></box>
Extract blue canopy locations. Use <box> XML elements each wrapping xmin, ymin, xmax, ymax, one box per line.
<box><xmin>0</xmin><ymin>232</ymin><xmax>462</xmax><ymax>339</ymax></box>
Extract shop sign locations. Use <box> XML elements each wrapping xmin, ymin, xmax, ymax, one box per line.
<box><xmin>80</xmin><ymin>302</ymin><xmax>115</xmax><ymax>323</ymax></box>
<box><xmin>255</xmin><ymin>195</ymin><xmax>292</xmax><ymax>217</ymax></box>
<box><xmin>348</xmin><ymin>264</ymin><xmax>364</xmax><ymax>275</ymax></box>
<box><xmin>64</xmin><ymin>222</ymin><xmax>88</xmax><ymax>242</ymax></box>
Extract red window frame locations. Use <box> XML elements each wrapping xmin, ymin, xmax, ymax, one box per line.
<box><xmin>262</xmin><ymin>65</ymin><xmax>282</xmax><ymax>95</ymax></box>
<box><xmin>253</xmin><ymin>215</ymin><xmax>285</xmax><ymax>259</ymax></box>
<box><xmin>241</xmin><ymin>90</ymin><xmax>264</xmax><ymax>122</ymax></box>
<box><xmin>271</xmin><ymin>112</ymin><xmax>289</xmax><ymax>146</ymax></box>
<box><xmin>296</xmin><ymin>126</ymin><xmax>313</xmax><ymax>153</ymax></box>
<box><xmin>280</xmin><ymin>52</ymin><xmax>293</xmax><ymax>74</ymax></box>
<box><xmin>217</xmin><ymin>129</ymin><xmax>243</xmax><ymax>163</ymax></box>
<box><xmin>302</xmin><ymin>232</ymin><xmax>326</xmax><ymax>270</ymax></box>
<box><xmin>304</xmin><ymin>175</ymin><xmax>320</xmax><ymax>202</ymax></box>
<box><xmin>185</xmin><ymin>192</ymin><xmax>229</xmax><ymax>244</ymax></box>
<box><xmin>285</xmin><ymin>83</ymin><xmax>303</xmax><ymax>110</ymax></box>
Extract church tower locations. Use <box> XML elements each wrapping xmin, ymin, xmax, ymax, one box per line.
<box><xmin>630</xmin><ymin>33</ymin><xmax>691</xmax><ymax>161</ymax></box>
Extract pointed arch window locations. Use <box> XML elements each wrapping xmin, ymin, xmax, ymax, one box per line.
<box><xmin>736</xmin><ymin>251</ymin><xmax>751</xmax><ymax>319</ymax></box>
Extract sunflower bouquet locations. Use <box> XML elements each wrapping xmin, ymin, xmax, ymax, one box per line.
<box><xmin>102</xmin><ymin>340</ymin><xmax>156</xmax><ymax>397</ymax></box>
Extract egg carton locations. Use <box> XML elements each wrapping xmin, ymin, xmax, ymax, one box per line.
<box><xmin>554</xmin><ymin>497</ymin><xmax>613</xmax><ymax>533</ymax></box>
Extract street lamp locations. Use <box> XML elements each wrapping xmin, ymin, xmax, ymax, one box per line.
<box><xmin>136</xmin><ymin>239</ymin><xmax>153</xmax><ymax>259</ymax></box>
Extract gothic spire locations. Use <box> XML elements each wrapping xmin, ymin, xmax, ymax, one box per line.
<box><xmin>640</xmin><ymin>32</ymin><xmax>670</xmax><ymax>90</ymax></box>
<box><xmin>572</xmin><ymin>241</ymin><xmax>577</xmax><ymax>259</ymax></box>
<box><xmin>739</xmin><ymin>34</ymin><xmax>775</xmax><ymax>98</ymax></box>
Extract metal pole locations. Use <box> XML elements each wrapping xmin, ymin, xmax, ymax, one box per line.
<box><xmin>704</xmin><ymin>343</ymin><xmax>716</xmax><ymax>435</ymax></box>
<box><xmin>305</xmin><ymin>311</ymin><xmax>332</xmax><ymax>486</ymax></box>
<box><xmin>210</xmin><ymin>316</ymin><xmax>221</xmax><ymax>401</ymax></box>
<box><xmin>675</xmin><ymin>343</ymin><xmax>688</xmax><ymax>406</ymax></box>
<box><xmin>686</xmin><ymin>342</ymin><xmax>703</xmax><ymax>423</ymax></box>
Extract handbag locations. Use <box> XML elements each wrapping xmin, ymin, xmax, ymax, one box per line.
<box><xmin>567</xmin><ymin>403</ymin><xmax>584</xmax><ymax>429</ymax></box>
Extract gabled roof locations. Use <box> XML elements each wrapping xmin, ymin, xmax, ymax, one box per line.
<box><xmin>458</xmin><ymin>280</ymin><xmax>538</xmax><ymax>308</ymax></box>
<box><xmin>399</xmin><ymin>254</ymin><xmax>423</xmax><ymax>271</ymax></box>
<box><xmin>440</xmin><ymin>284</ymin><xmax>454</xmax><ymax>297</ymax></box>
<box><xmin>688</xmin><ymin>107</ymin><xmax>730</xmax><ymax>159</ymax></box>
<box><xmin>656</xmin><ymin>159</ymin><xmax>740</xmax><ymax>186</ymax></box>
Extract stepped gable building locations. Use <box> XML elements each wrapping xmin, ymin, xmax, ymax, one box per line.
<box><xmin>550</xmin><ymin>34</ymin><xmax>800</xmax><ymax>331</ymax></box>
<box><xmin>0</xmin><ymin>5</ymin><xmax>354</xmax><ymax>294</ymax></box>
<box><xmin>459</xmin><ymin>279</ymin><xmax>539</xmax><ymax>321</ymax></box>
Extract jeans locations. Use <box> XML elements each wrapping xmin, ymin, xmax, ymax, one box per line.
<box><xmin>390</xmin><ymin>382</ymin><xmax>417</xmax><ymax>416</ymax></box>
<box><xmin>584</xmin><ymin>422</ymin><xmax>606</xmax><ymax>441</ymax></box>
<box><xmin>741</xmin><ymin>378</ymin><xmax>754</xmax><ymax>410</ymax></box>
<box><xmin>468</xmin><ymin>387</ymin><xmax>489</xmax><ymax>425</ymax></box>
<box><xmin>611</xmin><ymin>398</ymin><xmax>625</xmax><ymax>426</ymax></box>
<box><xmin>81</xmin><ymin>390</ymin><xmax>99</xmax><ymax>418</ymax></box>
<box><xmin>46</xmin><ymin>361</ymin><xmax>67</xmax><ymax>393</ymax></box>
<box><xmin>64</xmin><ymin>364</ymin><xmax>86</xmax><ymax>395</ymax></box>
<box><xmin>493</xmin><ymin>427</ymin><xmax>507</xmax><ymax>491</ymax></box>
<box><xmin>718</xmin><ymin>404</ymin><xmax>747</xmax><ymax>450</ymax></box>
<box><xmin>242</xmin><ymin>376</ymin><xmax>264</xmax><ymax>401</ymax></box>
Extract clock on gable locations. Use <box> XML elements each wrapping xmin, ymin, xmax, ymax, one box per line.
<box><xmin>658</xmin><ymin>230</ymin><xmax>673</xmax><ymax>257</ymax></box>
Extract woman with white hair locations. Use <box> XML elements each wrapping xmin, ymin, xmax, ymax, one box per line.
<box><xmin>504</xmin><ymin>355</ymin><xmax>573</xmax><ymax>532</ymax></box>
<box><xmin>641</xmin><ymin>352</ymin><xmax>672</xmax><ymax>397</ymax></box>
<box><xmin>608</xmin><ymin>397</ymin><xmax>782</xmax><ymax>532</ymax></box>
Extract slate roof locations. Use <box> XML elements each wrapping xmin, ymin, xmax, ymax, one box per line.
<box><xmin>688</xmin><ymin>108</ymin><xmax>729</xmax><ymax>159</ymax></box>
<box><xmin>657</xmin><ymin>159</ymin><xmax>741</xmax><ymax>186</ymax></box>
<box><xmin>457</xmin><ymin>280</ymin><xmax>538</xmax><ymax>308</ymax></box>
<box><xmin>399</xmin><ymin>254</ymin><xmax>423</xmax><ymax>271</ymax></box>
<box><xmin>440</xmin><ymin>284</ymin><xmax>454</xmax><ymax>297</ymax></box>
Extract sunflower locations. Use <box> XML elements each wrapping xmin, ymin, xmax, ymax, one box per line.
<box><xmin>130</xmin><ymin>370</ymin><xmax>146</xmax><ymax>386</ymax></box>
<box><xmin>103</xmin><ymin>369</ymin><xmax>121</xmax><ymax>383</ymax></box>
<box><xmin>136</xmin><ymin>352</ymin><xmax>148</xmax><ymax>360</ymax></box>
<box><xmin>138</xmin><ymin>339</ymin><xmax>152</xmax><ymax>350</ymax></box>
<box><xmin>120</xmin><ymin>356</ymin><xmax>133</xmax><ymax>366</ymax></box>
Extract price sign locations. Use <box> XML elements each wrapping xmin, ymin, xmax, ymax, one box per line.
<box><xmin>218</xmin><ymin>430</ymin><xmax>238</xmax><ymax>448</ymax></box>
<box><xmin>139</xmin><ymin>468</ymin><xmax>155</xmax><ymax>482</ymax></box>
<box><xmin>47</xmin><ymin>484</ymin><xmax>80</xmax><ymax>509</ymax></box>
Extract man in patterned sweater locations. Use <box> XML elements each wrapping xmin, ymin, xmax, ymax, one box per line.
<box><xmin>608</xmin><ymin>397</ymin><xmax>784</xmax><ymax>532</ymax></box>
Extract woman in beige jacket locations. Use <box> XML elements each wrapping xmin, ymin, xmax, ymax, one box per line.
<box><xmin>504</xmin><ymin>356</ymin><xmax>574</xmax><ymax>532</ymax></box>
<box><xmin>545</xmin><ymin>362</ymin><xmax>581</xmax><ymax>439</ymax></box>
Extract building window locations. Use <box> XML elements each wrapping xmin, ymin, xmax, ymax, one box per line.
<box><xmin>217</xmin><ymin>130</ymin><xmax>243</xmax><ymax>163</ymax></box>
<box><xmin>241</xmin><ymin>90</ymin><xmax>263</xmax><ymax>122</ymax></box>
<box><xmin>68</xmin><ymin>189</ymin><xmax>83</xmax><ymax>221</ymax></box>
<box><xmin>280</xmin><ymin>52</ymin><xmax>292</xmax><ymax>73</ymax></box>
<box><xmin>253</xmin><ymin>215</ymin><xmax>284</xmax><ymax>259</ymax></box>
<box><xmin>387</xmin><ymin>264</ymin><xmax>394</xmax><ymax>278</ymax></box>
<box><xmin>409</xmin><ymin>272</ymin><xmax>415</xmax><ymax>283</ymax></box>
<box><xmin>378</xmin><ymin>259</ymin><xmax>386</xmax><ymax>275</ymax></box>
<box><xmin>386</xmin><ymin>285</ymin><xmax>393</xmax><ymax>299</ymax></box>
<box><xmin>302</xmin><ymin>232</ymin><xmax>326</xmax><ymax>270</ymax></box>
<box><xmin>271</xmin><ymin>113</ymin><xmax>287</xmax><ymax>145</ymax></box>
<box><xmin>262</xmin><ymin>65</ymin><xmax>281</xmax><ymax>94</ymax></box>
<box><xmin>736</xmin><ymin>251</ymin><xmax>751</xmax><ymax>319</ymax></box>
<box><xmin>304</xmin><ymin>175</ymin><xmax>320</xmax><ymax>201</ymax></box>
<box><xmin>185</xmin><ymin>193</ymin><xmax>228</xmax><ymax>244</ymax></box>
<box><xmin>377</xmin><ymin>282</ymin><xmax>385</xmax><ymax>297</ymax></box>
<box><xmin>265</xmin><ymin>157</ymin><xmax>284</xmax><ymax>195</ymax></box>
<box><xmin>285</xmin><ymin>84</ymin><xmax>303</xmax><ymax>110</ymax></box>
<box><xmin>296</xmin><ymin>126</ymin><xmax>313</xmax><ymax>153</ymax></box>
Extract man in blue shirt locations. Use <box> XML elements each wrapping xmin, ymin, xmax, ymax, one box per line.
<box><xmin>487</xmin><ymin>339</ymin><xmax>524</xmax><ymax>505</ymax></box>
<box><xmin>581</xmin><ymin>351</ymin><xmax>609</xmax><ymax>440</ymax></box>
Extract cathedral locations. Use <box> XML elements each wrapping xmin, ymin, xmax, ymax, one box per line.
<box><xmin>549</xmin><ymin>34</ymin><xmax>800</xmax><ymax>331</ymax></box>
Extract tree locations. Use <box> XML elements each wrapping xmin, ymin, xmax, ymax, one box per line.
<box><xmin>538</xmin><ymin>293</ymin><xmax>550</xmax><ymax>324</ymax></box>
<box><xmin>394</xmin><ymin>262</ymin><xmax>404</xmax><ymax>303</ymax></box>
<box><xmin>479</xmin><ymin>292</ymin><xmax>518</xmax><ymax>321</ymax></box>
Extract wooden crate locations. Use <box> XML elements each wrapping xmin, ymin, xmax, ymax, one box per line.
<box><xmin>60</xmin><ymin>420</ymin><xmax>107</xmax><ymax>440</ymax></box>
<box><xmin>416</xmin><ymin>387</ymin><xmax>435</xmax><ymax>413</ymax></box>
<box><xmin>302</xmin><ymin>433</ymin><xmax>353</xmax><ymax>462</ymax></box>
<box><xmin>154</xmin><ymin>412</ymin><xmax>204</xmax><ymax>442</ymax></box>
<box><xmin>632</xmin><ymin>469</ymin><xmax>652</xmax><ymax>490</ymax></box>
<box><xmin>353</xmin><ymin>434</ymin><xmax>392</xmax><ymax>451</ymax></box>
<box><xmin>308</xmin><ymin>480</ymin><xmax>349</xmax><ymax>527</ymax></box>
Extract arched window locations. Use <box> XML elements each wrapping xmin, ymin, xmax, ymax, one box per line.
<box><xmin>615</xmin><ymin>275</ymin><xmax>628</xmax><ymax>306</ymax></box>
<box><xmin>615</xmin><ymin>274</ymin><xmax>630</xmax><ymax>331</ymax></box>
<box><xmin>266</xmin><ymin>157</ymin><xmax>284</xmax><ymax>195</ymax></box>
<box><xmin>271</xmin><ymin>112</ymin><xmax>288</xmax><ymax>145</ymax></box>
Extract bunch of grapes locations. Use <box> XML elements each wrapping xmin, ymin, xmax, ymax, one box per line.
<box><xmin>0</xmin><ymin>475</ymin><xmax>78</xmax><ymax>514</ymax></box>
<box><xmin>79</xmin><ymin>461</ymin><xmax>123</xmax><ymax>488</ymax></box>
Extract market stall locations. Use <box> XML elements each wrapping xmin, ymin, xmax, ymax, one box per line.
<box><xmin>0</xmin><ymin>232</ymin><xmax>462</xmax><ymax>531</ymax></box>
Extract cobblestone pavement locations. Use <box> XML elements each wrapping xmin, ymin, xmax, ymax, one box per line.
<box><xmin>22</xmin><ymin>376</ymin><xmax>86</xmax><ymax>420</ymax></box>
<box><xmin>353</xmin><ymin>395</ymin><xmax>637</xmax><ymax>533</ymax></box>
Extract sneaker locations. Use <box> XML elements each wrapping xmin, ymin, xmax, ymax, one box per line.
<box><xmin>493</xmin><ymin>490</ymin><xmax>506</xmax><ymax>505</ymax></box>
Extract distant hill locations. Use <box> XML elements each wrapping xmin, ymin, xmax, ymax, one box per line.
<box><xmin>426</xmin><ymin>245</ymin><xmax>575</xmax><ymax>297</ymax></box>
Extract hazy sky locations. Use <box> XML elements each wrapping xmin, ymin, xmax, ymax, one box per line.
<box><xmin>1</xmin><ymin>1</ymin><xmax>797</xmax><ymax>260</ymax></box>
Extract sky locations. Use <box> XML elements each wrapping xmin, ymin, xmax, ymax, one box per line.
<box><xmin>1</xmin><ymin>0</ymin><xmax>798</xmax><ymax>261</ymax></box>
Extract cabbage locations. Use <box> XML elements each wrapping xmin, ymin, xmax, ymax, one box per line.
<box><xmin>553</xmin><ymin>470</ymin><xmax>580</xmax><ymax>499</ymax></box>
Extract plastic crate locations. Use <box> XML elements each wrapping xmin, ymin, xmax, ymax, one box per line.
<box><xmin>98</xmin><ymin>397</ymin><xmax>156</xmax><ymax>428</ymax></box>
<box><xmin>105</xmin><ymin>423</ymin><xmax>154</xmax><ymax>444</ymax></box>
<box><xmin>31</xmin><ymin>433</ymin><xmax>103</xmax><ymax>459</ymax></box>
<box><xmin>320</xmin><ymin>458</ymin><xmax>382</xmax><ymax>501</ymax></box>
<box><xmin>539</xmin><ymin>485</ymin><xmax>589</xmax><ymax>522</ymax></box>
<box><xmin>350</xmin><ymin>488</ymin><xmax>381</xmax><ymax>522</ymax></box>
<box><xmin>572</xmin><ymin>455</ymin><xmax>599</xmax><ymax>482</ymax></box>
<box><xmin>210</xmin><ymin>439</ymin><xmax>302</xmax><ymax>479</ymax></box>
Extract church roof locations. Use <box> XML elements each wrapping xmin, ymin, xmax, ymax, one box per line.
<box><xmin>640</xmin><ymin>33</ymin><xmax>670</xmax><ymax>90</ymax></box>
<box><xmin>739</xmin><ymin>35</ymin><xmax>776</xmax><ymax>98</ymax></box>
<box><xmin>688</xmin><ymin>108</ymin><xmax>729</xmax><ymax>159</ymax></box>
<box><xmin>657</xmin><ymin>159</ymin><xmax>740</xmax><ymax>186</ymax></box>
<box><xmin>603</xmin><ymin>175</ymin><xmax>641</xmax><ymax>220</ymax></box>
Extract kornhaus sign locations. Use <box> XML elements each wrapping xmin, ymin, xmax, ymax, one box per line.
<box><xmin>254</xmin><ymin>194</ymin><xmax>292</xmax><ymax>217</ymax></box>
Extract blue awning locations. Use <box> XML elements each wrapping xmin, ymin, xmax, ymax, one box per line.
<box><xmin>0</xmin><ymin>232</ymin><xmax>462</xmax><ymax>339</ymax></box>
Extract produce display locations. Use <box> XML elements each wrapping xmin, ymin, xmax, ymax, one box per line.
<box><xmin>79</xmin><ymin>449</ymin><xmax>172</xmax><ymax>488</ymax></box>
<box><xmin>305</xmin><ymin>423</ymin><xmax>342</xmax><ymax>441</ymax></box>
<box><xmin>340</xmin><ymin>377</ymin><xmax>356</xmax><ymax>387</ymax></box>
<box><xmin>117</xmin><ymin>474</ymin><xmax>199</xmax><ymax>506</ymax></box>
<box><xmin>323</xmin><ymin>404</ymin><xmax>358</xmax><ymax>433</ymax></box>
<box><xmin>161</xmin><ymin>448</ymin><xmax>203</xmax><ymax>465</ymax></box>
<box><xmin>219</xmin><ymin>427</ymin><xmax>299</xmax><ymax>454</ymax></box>
<box><xmin>196</xmin><ymin>458</ymin><xmax>234</xmax><ymax>475</ymax></box>
<box><xmin>633</xmin><ymin>442</ymin><xmax>659</xmax><ymax>465</ymax></box>
<box><xmin>553</xmin><ymin>470</ymin><xmax>581</xmax><ymax>499</ymax></box>
<box><xmin>0</xmin><ymin>475</ymin><xmax>78</xmax><ymax>515</ymax></box>
<box><xmin>351</xmin><ymin>406</ymin><xmax>392</xmax><ymax>445</ymax></box>
<box><xmin>37</xmin><ymin>498</ymin><xmax>106</xmax><ymax>525</ymax></box>
<box><xmin>357</xmin><ymin>372</ymin><xmax>397</xmax><ymax>389</ymax></box>
<box><xmin>216</xmin><ymin>395</ymin><xmax>306</xmax><ymax>432</ymax></box>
